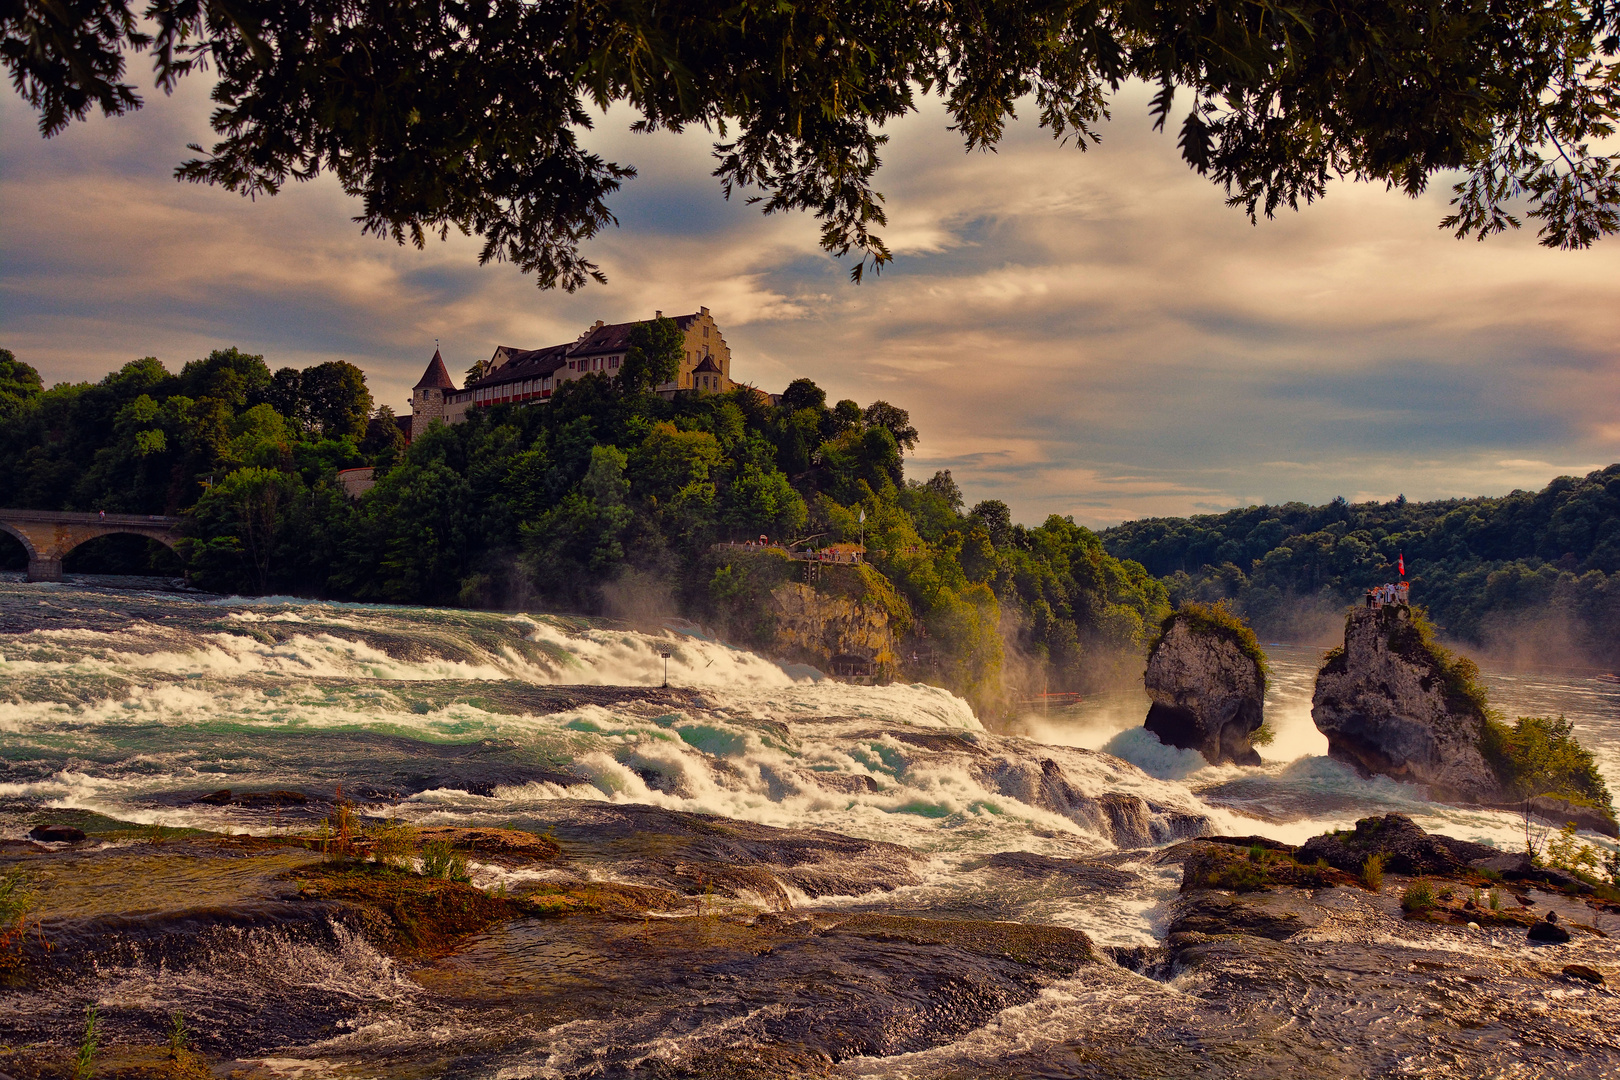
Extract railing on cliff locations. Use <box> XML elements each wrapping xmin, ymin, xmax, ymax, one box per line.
<box><xmin>709</xmin><ymin>542</ymin><xmax>865</xmax><ymax>564</ymax></box>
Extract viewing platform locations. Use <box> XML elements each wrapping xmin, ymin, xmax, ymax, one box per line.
<box><xmin>710</xmin><ymin>541</ymin><xmax>866</xmax><ymax>564</ymax></box>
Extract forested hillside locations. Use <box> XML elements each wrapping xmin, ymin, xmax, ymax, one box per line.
<box><xmin>0</xmin><ymin>346</ymin><xmax>1166</xmax><ymax>710</ymax></box>
<box><xmin>1102</xmin><ymin>471</ymin><xmax>1620</xmax><ymax>666</ymax></box>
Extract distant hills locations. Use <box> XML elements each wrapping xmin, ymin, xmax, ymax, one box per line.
<box><xmin>1101</xmin><ymin>467</ymin><xmax>1620</xmax><ymax>668</ymax></box>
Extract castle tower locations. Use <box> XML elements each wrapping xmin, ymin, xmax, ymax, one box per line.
<box><xmin>411</xmin><ymin>348</ymin><xmax>458</xmax><ymax>431</ymax></box>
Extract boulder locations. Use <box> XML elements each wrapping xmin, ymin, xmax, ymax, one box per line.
<box><xmin>1143</xmin><ymin>612</ymin><xmax>1266</xmax><ymax>766</ymax></box>
<box><xmin>1469</xmin><ymin>852</ymin><xmax>1592</xmax><ymax>893</ymax></box>
<box><xmin>1311</xmin><ymin>606</ymin><xmax>1498</xmax><ymax>801</ymax></box>
<box><xmin>1528</xmin><ymin>916</ymin><xmax>1571</xmax><ymax>944</ymax></box>
<box><xmin>1297</xmin><ymin>813</ymin><xmax>1497</xmax><ymax>876</ymax></box>
<box><xmin>234</xmin><ymin>790</ymin><xmax>308</xmax><ymax>808</ymax></box>
<box><xmin>28</xmin><ymin>823</ymin><xmax>86</xmax><ymax>843</ymax></box>
<box><xmin>1563</xmin><ymin>963</ymin><xmax>1605</xmax><ymax>984</ymax></box>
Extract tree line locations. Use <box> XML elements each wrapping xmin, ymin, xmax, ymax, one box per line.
<box><xmin>0</xmin><ymin>344</ymin><xmax>1167</xmax><ymax>711</ymax></box>
<box><xmin>1102</xmin><ymin>473</ymin><xmax>1620</xmax><ymax>666</ymax></box>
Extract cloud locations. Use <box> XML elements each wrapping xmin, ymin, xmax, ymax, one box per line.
<box><xmin>3</xmin><ymin>79</ymin><xmax>1618</xmax><ymax>529</ymax></box>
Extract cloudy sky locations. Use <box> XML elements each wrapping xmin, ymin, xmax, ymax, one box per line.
<box><xmin>4</xmin><ymin>75</ymin><xmax>1617</xmax><ymax>528</ymax></box>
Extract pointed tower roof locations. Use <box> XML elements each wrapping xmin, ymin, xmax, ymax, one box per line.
<box><xmin>413</xmin><ymin>349</ymin><xmax>457</xmax><ymax>391</ymax></box>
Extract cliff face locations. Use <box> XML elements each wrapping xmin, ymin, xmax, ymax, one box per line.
<box><xmin>768</xmin><ymin>581</ymin><xmax>899</xmax><ymax>676</ymax></box>
<box><xmin>1311</xmin><ymin>606</ymin><xmax>1499</xmax><ymax>801</ymax></box>
<box><xmin>1143</xmin><ymin>617</ymin><xmax>1266</xmax><ymax>766</ymax></box>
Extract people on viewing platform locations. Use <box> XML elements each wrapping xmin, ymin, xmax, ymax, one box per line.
<box><xmin>1365</xmin><ymin>581</ymin><xmax>1411</xmax><ymax>609</ymax></box>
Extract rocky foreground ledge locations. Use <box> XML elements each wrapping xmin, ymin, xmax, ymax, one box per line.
<box><xmin>4</xmin><ymin>810</ymin><xmax>1620</xmax><ymax>1077</ymax></box>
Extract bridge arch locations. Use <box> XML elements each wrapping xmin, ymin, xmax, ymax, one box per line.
<box><xmin>0</xmin><ymin>509</ymin><xmax>184</xmax><ymax>581</ymax></box>
<box><xmin>0</xmin><ymin>522</ymin><xmax>40</xmax><ymax>562</ymax></box>
<box><xmin>61</xmin><ymin>530</ymin><xmax>185</xmax><ymax>576</ymax></box>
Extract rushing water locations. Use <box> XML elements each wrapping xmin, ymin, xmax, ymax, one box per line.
<box><xmin>3</xmin><ymin>579</ymin><xmax>1619</xmax><ymax>1077</ymax></box>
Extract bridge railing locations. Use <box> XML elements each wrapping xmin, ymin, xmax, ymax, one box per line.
<box><xmin>0</xmin><ymin>508</ymin><xmax>182</xmax><ymax>527</ymax></box>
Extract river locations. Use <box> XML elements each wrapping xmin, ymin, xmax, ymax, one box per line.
<box><xmin>2</xmin><ymin>579</ymin><xmax>1618</xmax><ymax>1077</ymax></box>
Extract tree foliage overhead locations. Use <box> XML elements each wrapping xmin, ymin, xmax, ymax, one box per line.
<box><xmin>6</xmin><ymin>0</ymin><xmax>1615</xmax><ymax>288</ymax></box>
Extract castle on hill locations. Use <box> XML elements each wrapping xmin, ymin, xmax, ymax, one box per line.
<box><xmin>407</xmin><ymin>307</ymin><xmax>734</xmax><ymax>436</ymax></box>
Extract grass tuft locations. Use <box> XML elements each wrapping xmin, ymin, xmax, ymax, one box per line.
<box><xmin>72</xmin><ymin>1004</ymin><xmax>99</xmax><ymax>1080</ymax></box>
<box><xmin>421</xmin><ymin>840</ymin><xmax>471</xmax><ymax>883</ymax></box>
<box><xmin>1401</xmin><ymin>878</ymin><xmax>1436</xmax><ymax>914</ymax></box>
<box><xmin>1360</xmin><ymin>853</ymin><xmax>1385</xmax><ymax>892</ymax></box>
<box><xmin>369</xmin><ymin>819</ymin><xmax>420</xmax><ymax>871</ymax></box>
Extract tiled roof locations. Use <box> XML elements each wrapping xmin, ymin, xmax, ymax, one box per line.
<box><xmin>459</xmin><ymin>311</ymin><xmax>710</xmax><ymax>394</ymax></box>
<box><xmin>413</xmin><ymin>349</ymin><xmax>458</xmax><ymax>390</ymax></box>
<box><xmin>571</xmin><ymin>312</ymin><xmax>700</xmax><ymax>356</ymax></box>
<box><xmin>465</xmin><ymin>344</ymin><xmax>570</xmax><ymax>391</ymax></box>
<box><xmin>693</xmin><ymin>355</ymin><xmax>722</xmax><ymax>373</ymax></box>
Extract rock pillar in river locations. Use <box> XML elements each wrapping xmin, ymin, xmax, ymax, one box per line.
<box><xmin>1143</xmin><ymin>608</ymin><xmax>1266</xmax><ymax>766</ymax></box>
<box><xmin>1310</xmin><ymin>605</ymin><xmax>1498</xmax><ymax>801</ymax></box>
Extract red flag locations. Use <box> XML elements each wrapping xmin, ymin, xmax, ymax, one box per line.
<box><xmin>1398</xmin><ymin>553</ymin><xmax>1405</xmax><ymax>577</ymax></box>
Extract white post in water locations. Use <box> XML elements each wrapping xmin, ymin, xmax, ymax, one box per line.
<box><xmin>660</xmin><ymin>649</ymin><xmax>672</xmax><ymax>687</ymax></box>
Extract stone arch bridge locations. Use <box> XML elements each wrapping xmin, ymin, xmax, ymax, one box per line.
<box><xmin>0</xmin><ymin>508</ymin><xmax>183</xmax><ymax>582</ymax></box>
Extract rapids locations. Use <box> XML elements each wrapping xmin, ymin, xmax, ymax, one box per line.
<box><xmin>3</xmin><ymin>578</ymin><xmax>1619</xmax><ymax>1078</ymax></box>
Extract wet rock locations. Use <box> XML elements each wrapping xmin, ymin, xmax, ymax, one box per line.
<box><xmin>1106</xmin><ymin>944</ymin><xmax>1172</xmax><ymax>979</ymax></box>
<box><xmin>1176</xmin><ymin>839</ymin><xmax>1352</xmax><ymax>893</ymax></box>
<box><xmin>415</xmin><ymin>826</ymin><xmax>562</xmax><ymax>864</ymax></box>
<box><xmin>1470</xmin><ymin>852</ymin><xmax>1592</xmax><ymax>893</ymax></box>
<box><xmin>976</xmin><ymin>756</ymin><xmax>1209</xmax><ymax>846</ymax></box>
<box><xmin>1168</xmin><ymin>889</ymin><xmax>1324</xmax><ymax>943</ymax></box>
<box><xmin>1529</xmin><ymin>915</ymin><xmax>1572</xmax><ymax>944</ymax></box>
<box><xmin>234</xmin><ymin>790</ymin><xmax>308</xmax><ymax>808</ymax></box>
<box><xmin>533</xmin><ymin>801</ymin><xmax>922</xmax><ymax>899</ymax></box>
<box><xmin>1143</xmin><ymin>610</ymin><xmax>1266</xmax><ymax>766</ymax></box>
<box><xmin>28</xmin><ymin>823</ymin><xmax>86</xmax><ymax>843</ymax></box>
<box><xmin>983</xmin><ymin>851</ymin><xmax>1139</xmax><ymax>889</ymax></box>
<box><xmin>1564</xmin><ymin>963</ymin><xmax>1605</xmax><ymax>984</ymax></box>
<box><xmin>1311</xmin><ymin>606</ymin><xmax>1498</xmax><ymax>801</ymax></box>
<box><xmin>1297</xmin><ymin>813</ymin><xmax>1497</xmax><ymax>876</ymax></box>
<box><xmin>194</xmin><ymin>789</ymin><xmax>233</xmax><ymax>805</ymax></box>
<box><xmin>414</xmin><ymin>911</ymin><xmax>1097</xmax><ymax>1069</ymax></box>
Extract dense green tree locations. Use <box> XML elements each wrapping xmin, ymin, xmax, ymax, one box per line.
<box><xmin>179</xmin><ymin>348</ymin><xmax>271</xmax><ymax>409</ymax></box>
<box><xmin>0</xmin><ymin>350</ymin><xmax>42</xmax><ymax>415</ymax></box>
<box><xmin>7</xmin><ymin>0</ymin><xmax>1616</xmax><ymax>289</ymax></box>
<box><xmin>779</xmin><ymin>379</ymin><xmax>827</xmax><ymax>414</ymax></box>
<box><xmin>862</xmin><ymin>401</ymin><xmax>918</xmax><ymax>455</ymax></box>
<box><xmin>1104</xmin><ymin>466</ymin><xmax>1620</xmax><ymax>663</ymax></box>
<box><xmin>300</xmin><ymin>361</ymin><xmax>373</xmax><ymax>440</ymax></box>
<box><xmin>180</xmin><ymin>466</ymin><xmax>303</xmax><ymax>591</ymax></box>
<box><xmin>259</xmin><ymin>367</ymin><xmax>306</xmax><ymax>431</ymax></box>
<box><xmin>361</xmin><ymin>406</ymin><xmax>408</xmax><ymax>464</ymax></box>
<box><xmin>619</xmin><ymin>316</ymin><xmax>684</xmax><ymax>393</ymax></box>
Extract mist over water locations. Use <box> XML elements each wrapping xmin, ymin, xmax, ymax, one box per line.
<box><xmin>5</xmin><ymin>580</ymin><xmax>1620</xmax><ymax>1077</ymax></box>
<box><xmin>1009</xmin><ymin>642</ymin><xmax>1620</xmax><ymax>852</ymax></box>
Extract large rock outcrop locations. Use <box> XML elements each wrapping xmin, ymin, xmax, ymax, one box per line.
<box><xmin>1143</xmin><ymin>610</ymin><xmax>1266</xmax><ymax>766</ymax></box>
<box><xmin>769</xmin><ymin>580</ymin><xmax>898</xmax><ymax>676</ymax></box>
<box><xmin>1311</xmin><ymin>605</ymin><xmax>1499</xmax><ymax>801</ymax></box>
